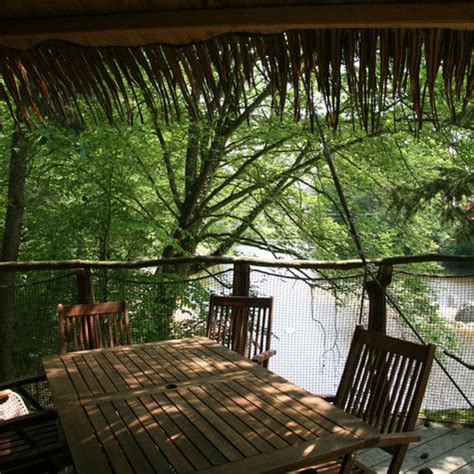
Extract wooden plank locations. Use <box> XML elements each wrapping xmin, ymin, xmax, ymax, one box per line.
<box><xmin>217</xmin><ymin>380</ymin><xmax>301</xmax><ymax>445</ymax></box>
<box><xmin>126</xmin><ymin>397</ymin><xmax>194</xmax><ymax>473</ymax></box>
<box><xmin>158</xmin><ymin>344</ymin><xmax>211</xmax><ymax>379</ymax></box>
<box><xmin>91</xmin><ymin>352</ymin><xmax>129</xmax><ymax>391</ymax></box>
<box><xmin>164</xmin><ymin>389</ymin><xmax>243</xmax><ymax>463</ymax></box>
<box><xmin>83</xmin><ymin>404</ymin><xmax>133</xmax><ymax>474</ymax></box>
<box><xmin>226</xmin><ymin>378</ymin><xmax>314</xmax><ymax>441</ymax></box>
<box><xmin>72</xmin><ymin>355</ymin><xmax>104</xmax><ymax>396</ymax></box>
<box><xmin>113</xmin><ymin>349</ymin><xmax>157</xmax><ymax>387</ymax></box>
<box><xmin>151</xmin><ymin>392</ymin><xmax>224</xmax><ymax>468</ymax></box>
<box><xmin>196</xmin><ymin>384</ymin><xmax>274</xmax><ymax>453</ymax></box>
<box><xmin>186</xmin><ymin>385</ymin><xmax>260</xmax><ymax>457</ymax></box>
<box><xmin>42</xmin><ymin>356</ymin><xmax>111</xmax><ymax>474</ymax></box>
<box><xmin>240</xmin><ymin>376</ymin><xmax>344</xmax><ymax>437</ymax></box>
<box><xmin>81</xmin><ymin>370</ymin><xmax>251</xmax><ymax>405</ymax></box>
<box><xmin>112</xmin><ymin>399</ymin><xmax>174</xmax><ymax>473</ymax></box>
<box><xmin>261</xmin><ymin>373</ymin><xmax>381</xmax><ymax>443</ymax></box>
<box><xmin>99</xmin><ymin>401</ymin><xmax>154</xmax><ymax>474</ymax></box>
<box><xmin>200</xmin><ymin>433</ymin><xmax>367</xmax><ymax>474</ymax></box>
<box><xmin>203</xmin><ymin>386</ymin><xmax>288</xmax><ymax>449</ymax></box>
<box><xmin>1</xmin><ymin>3</ymin><xmax>473</xmax><ymax>49</ymax></box>
<box><xmin>62</xmin><ymin>356</ymin><xmax>91</xmax><ymax>399</ymax></box>
<box><xmin>102</xmin><ymin>350</ymin><xmax>142</xmax><ymax>390</ymax></box>
<box><xmin>397</xmin><ymin>425</ymin><xmax>474</xmax><ymax>473</ymax></box>
<box><xmin>140</xmin><ymin>345</ymin><xmax>190</xmax><ymax>382</ymax></box>
<box><xmin>141</xmin><ymin>394</ymin><xmax>211</xmax><ymax>471</ymax></box>
<box><xmin>82</xmin><ymin>352</ymin><xmax>118</xmax><ymax>393</ymax></box>
<box><xmin>122</xmin><ymin>348</ymin><xmax>167</xmax><ymax>386</ymax></box>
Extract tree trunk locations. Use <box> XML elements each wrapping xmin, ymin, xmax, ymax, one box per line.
<box><xmin>0</xmin><ymin>130</ymin><xmax>29</xmax><ymax>381</ymax></box>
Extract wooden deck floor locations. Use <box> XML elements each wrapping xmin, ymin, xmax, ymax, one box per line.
<box><xmin>358</xmin><ymin>421</ymin><xmax>474</xmax><ymax>473</ymax></box>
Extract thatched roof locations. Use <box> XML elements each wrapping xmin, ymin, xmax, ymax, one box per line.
<box><xmin>0</xmin><ymin>1</ymin><xmax>473</xmax><ymax>128</ymax></box>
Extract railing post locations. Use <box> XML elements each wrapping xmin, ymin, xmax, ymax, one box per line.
<box><xmin>365</xmin><ymin>264</ymin><xmax>393</xmax><ymax>333</ymax></box>
<box><xmin>232</xmin><ymin>263</ymin><xmax>250</xmax><ymax>354</ymax></box>
<box><xmin>232</xmin><ymin>262</ymin><xmax>250</xmax><ymax>296</ymax></box>
<box><xmin>76</xmin><ymin>268</ymin><xmax>95</xmax><ymax>304</ymax></box>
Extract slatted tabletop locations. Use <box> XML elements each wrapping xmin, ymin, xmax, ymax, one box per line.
<box><xmin>43</xmin><ymin>337</ymin><xmax>380</xmax><ymax>473</ymax></box>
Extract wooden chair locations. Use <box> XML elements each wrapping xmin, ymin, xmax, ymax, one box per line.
<box><xmin>303</xmin><ymin>325</ymin><xmax>436</xmax><ymax>474</ymax></box>
<box><xmin>58</xmin><ymin>301</ymin><xmax>131</xmax><ymax>354</ymax></box>
<box><xmin>207</xmin><ymin>295</ymin><xmax>276</xmax><ymax>367</ymax></box>
<box><xmin>0</xmin><ymin>374</ymin><xmax>71</xmax><ymax>473</ymax></box>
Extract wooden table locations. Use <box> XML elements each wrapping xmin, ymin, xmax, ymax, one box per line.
<box><xmin>43</xmin><ymin>337</ymin><xmax>380</xmax><ymax>473</ymax></box>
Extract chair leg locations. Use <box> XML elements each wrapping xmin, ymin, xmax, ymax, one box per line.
<box><xmin>340</xmin><ymin>454</ymin><xmax>355</xmax><ymax>473</ymax></box>
<box><xmin>387</xmin><ymin>445</ymin><xmax>408</xmax><ymax>474</ymax></box>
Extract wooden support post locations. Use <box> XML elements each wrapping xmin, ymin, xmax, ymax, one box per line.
<box><xmin>232</xmin><ymin>263</ymin><xmax>250</xmax><ymax>353</ymax></box>
<box><xmin>75</xmin><ymin>268</ymin><xmax>95</xmax><ymax>304</ymax></box>
<box><xmin>75</xmin><ymin>268</ymin><xmax>96</xmax><ymax>348</ymax></box>
<box><xmin>232</xmin><ymin>263</ymin><xmax>250</xmax><ymax>296</ymax></box>
<box><xmin>365</xmin><ymin>264</ymin><xmax>393</xmax><ymax>334</ymax></box>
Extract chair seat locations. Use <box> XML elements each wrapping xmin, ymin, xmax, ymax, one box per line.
<box><xmin>0</xmin><ymin>411</ymin><xmax>70</xmax><ymax>473</ymax></box>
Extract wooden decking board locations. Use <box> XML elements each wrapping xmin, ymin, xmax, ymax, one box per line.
<box><xmin>393</xmin><ymin>425</ymin><xmax>474</xmax><ymax>470</ymax></box>
<box><xmin>421</xmin><ymin>438</ymin><xmax>474</xmax><ymax>473</ymax></box>
<box><xmin>359</xmin><ymin>423</ymin><xmax>474</xmax><ymax>474</ymax></box>
<box><xmin>452</xmin><ymin>461</ymin><xmax>474</xmax><ymax>473</ymax></box>
<box><xmin>142</xmin><ymin>394</ymin><xmax>211</xmax><ymax>471</ymax></box>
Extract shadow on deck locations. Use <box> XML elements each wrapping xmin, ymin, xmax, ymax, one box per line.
<box><xmin>358</xmin><ymin>421</ymin><xmax>474</xmax><ymax>473</ymax></box>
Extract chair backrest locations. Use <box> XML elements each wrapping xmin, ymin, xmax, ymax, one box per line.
<box><xmin>335</xmin><ymin>325</ymin><xmax>436</xmax><ymax>434</ymax></box>
<box><xmin>58</xmin><ymin>301</ymin><xmax>131</xmax><ymax>354</ymax></box>
<box><xmin>207</xmin><ymin>295</ymin><xmax>274</xmax><ymax>363</ymax></box>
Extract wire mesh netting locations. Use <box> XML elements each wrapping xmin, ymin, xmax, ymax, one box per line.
<box><xmin>386</xmin><ymin>270</ymin><xmax>474</xmax><ymax>423</ymax></box>
<box><xmin>1</xmin><ymin>264</ymin><xmax>472</xmax><ymax>423</ymax></box>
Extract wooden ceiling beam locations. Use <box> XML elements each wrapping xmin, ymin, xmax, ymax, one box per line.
<box><xmin>1</xmin><ymin>2</ymin><xmax>473</xmax><ymax>49</ymax></box>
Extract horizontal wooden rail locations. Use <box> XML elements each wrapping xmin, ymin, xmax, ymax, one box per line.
<box><xmin>0</xmin><ymin>254</ymin><xmax>472</xmax><ymax>272</ymax></box>
<box><xmin>1</xmin><ymin>3</ymin><xmax>473</xmax><ymax>49</ymax></box>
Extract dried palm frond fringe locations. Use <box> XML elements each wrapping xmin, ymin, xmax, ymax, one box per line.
<box><xmin>0</xmin><ymin>28</ymin><xmax>472</xmax><ymax>130</ymax></box>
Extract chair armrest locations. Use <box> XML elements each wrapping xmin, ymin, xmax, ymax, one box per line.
<box><xmin>0</xmin><ymin>389</ymin><xmax>12</xmax><ymax>401</ymax></box>
<box><xmin>251</xmin><ymin>350</ymin><xmax>277</xmax><ymax>365</ymax></box>
<box><xmin>0</xmin><ymin>374</ymin><xmax>48</xmax><ymax>411</ymax></box>
<box><xmin>377</xmin><ymin>431</ymin><xmax>421</xmax><ymax>448</ymax></box>
<box><xmin>315</xmin><ymin>394</ymin><xmax>336</xmax><ymax>403</ymax></box>
<box><xmin>0</xmin><ymin>373</ymin><xmax>46</xmax><ymax>391</ymax></box>
<box><xmin>0</xmin><ymin>410</ymin><xmax>57</xmax><ymax>433</ymax></box>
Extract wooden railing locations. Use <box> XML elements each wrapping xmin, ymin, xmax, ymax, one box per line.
<box><xmin>1</xmin><ymin>254</ymin><xmax>472</xmax><ymax>335</ymax></box>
